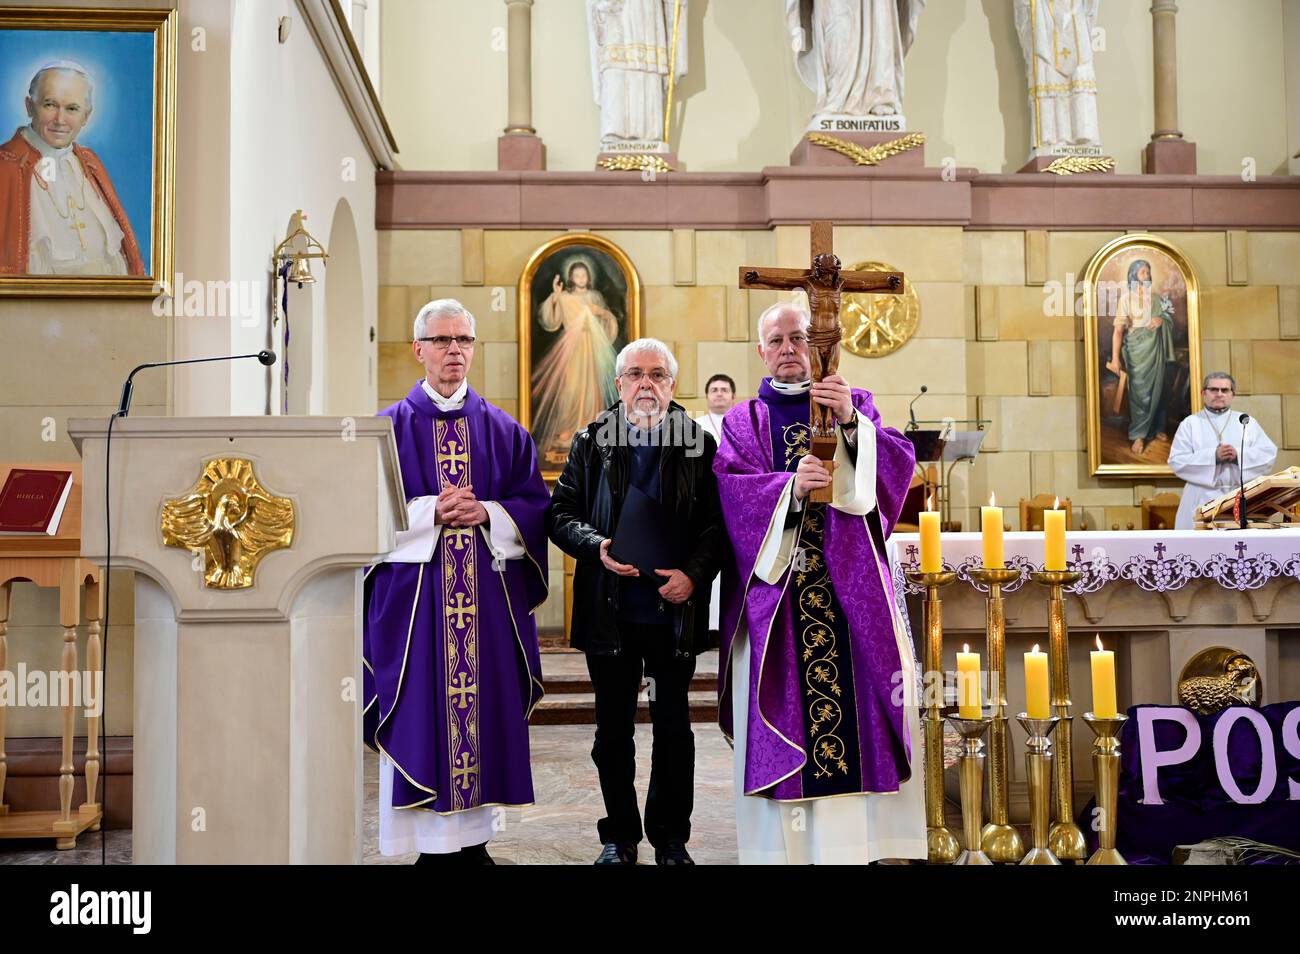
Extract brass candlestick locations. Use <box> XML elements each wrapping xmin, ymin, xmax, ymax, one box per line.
<box><xmin>1084</xmin><ymin>713</ymin><xmax>1128</xmax><ymax>866</ymax></box>
<box><xmin>967</xmin><ymin>566</ymin><xmax>1025</xmax><ymax>863</ymax></box>
<box><xmin>905</xmin><ymin>569</ymin><xmax>960</xmax><ymax>865</ymax></box>
<box><xmin>947</xmin><ymin>715</ymin><xmax>993</xmax><ymax>866</ymax></box>
<box><xmin>1030</xmin><ymin>569</ymin><xmax>1087</xmax><ymax>862</ymax></box>
<box><xmin>1017</xmin><ymin>714</ymin><xmax>1061</xmax><ymax>865</ymax></box>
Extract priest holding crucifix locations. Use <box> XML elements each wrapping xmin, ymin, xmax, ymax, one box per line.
<box><xmin>716</xmin><ymin>226</ymin><xmax>925</xmax><ymax>863</ymax></box>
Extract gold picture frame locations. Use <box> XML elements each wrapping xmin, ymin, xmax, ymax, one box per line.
<box><xmin>518</xmin><ymin>233</ymin><xmax>642</xmax><ymax>482</ymax></box>
<box><xmin>1083</xmin><ymin>232</ymin><xmax>1202</xmax><ymax>477</ymax></box>
<box><xmin>0</xmin><ymin>6</ymin><xmax>176</xmax><ymax>298</ymax></box>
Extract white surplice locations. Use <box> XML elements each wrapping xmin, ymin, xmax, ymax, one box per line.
<box><xmin>1168</xmin><ymin>409</ymin><xmax>1277</xmax><ymax>529</ymax></box>
<box><xmin>695</xmin><ymin>411</ymin><xmax>727</xmax><ymax>631</ymax></box>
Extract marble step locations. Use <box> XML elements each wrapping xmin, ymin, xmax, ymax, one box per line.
<box><xmin>540</xmin><ymin>648</ymin><xmax>719</xmax><ymax>695</ymax></box>
<box><xmin>531</xmin><ymin>690</ymin><xmax>719</xmax><ymax>726</ymax></box>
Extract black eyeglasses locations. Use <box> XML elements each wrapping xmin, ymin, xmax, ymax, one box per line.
<box><xmin>417</xmin><ymin>335</ymin><xmax>476</xmax><ymax>349</ymax></box>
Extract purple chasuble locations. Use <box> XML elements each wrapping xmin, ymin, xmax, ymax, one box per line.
<box><xmin>714</xmin><ymin>378</ymin><xmax>917</xmax><ymax>800</ymax></box>
<box><xmin>363</xmin><ymin>383</ymin><xmax>549</xmax><ymax>814</ymax></box>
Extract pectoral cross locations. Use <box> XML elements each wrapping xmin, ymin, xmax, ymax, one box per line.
<box><xmin>739</xmin><ymin>220</ymin><xmax>903</xmax><ymax>502</ymax></box>
<box><xmin>69</xmin><ymin>217</ymin><xmax>88</xmax><ymax>250</ymax></box>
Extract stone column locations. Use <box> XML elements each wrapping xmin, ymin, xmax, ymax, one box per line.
<box><xmin>1143</xmin><ymin>0</ymin><xmax>1197</xmax><ymax>174</ymax></box>
<box><xmin>498</xmin><ymin>0</ymin><xmax>546</xmax><ymax>170</ymax></box>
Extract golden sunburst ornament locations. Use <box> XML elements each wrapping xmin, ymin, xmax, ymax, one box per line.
<box><xmin>806</xmin><ymin>132</ymin><xmax>926</xmax><ymax>166</ymax></box>
<box><xmin>161</xmin><ymin>458</ymin><xmax>295</xmax><ymax>589</ymax></box>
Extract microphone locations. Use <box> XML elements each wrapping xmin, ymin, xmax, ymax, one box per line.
<box><xmin>908</xmin><ymin>384</ymin><xmax>928</xmax><ymax>429</ymax></box>
<box><xmin>98</xmin><ymin>346</ymin><xmax>274</xmax><ymax>862</ymax></box>
<box><xmin>116</xmin><ymin>350</ymin><xmax>276</xmax><ymax>417</ymax></box>
<box><xmin>1238</xmin><ymin>413</ymin><xmax>1250</xmax><ymax>530</ymax></box>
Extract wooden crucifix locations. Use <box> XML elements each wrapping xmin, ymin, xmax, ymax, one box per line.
<box><xmin>739</xmin><ymin>220</ymin><xmax>903</xmax><ymax>502</ymax></box>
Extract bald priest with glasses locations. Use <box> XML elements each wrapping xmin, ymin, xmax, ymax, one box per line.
<box><xmin>363</xmin><ymin>298</ymin><xmax>551</xmax><ymax>865</ymax></box>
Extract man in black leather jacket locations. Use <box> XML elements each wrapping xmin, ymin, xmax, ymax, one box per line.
<box><xmin>546</xmin><ymin>338</ymin><xmax>728</xmax><ymax>866</ymax></box>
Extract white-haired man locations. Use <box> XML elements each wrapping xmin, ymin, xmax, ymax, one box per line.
<box><xmin>547</xmin><ymin>338</ymin><xmax>729</xmax><ymax>865</ymax></box>
<box><xmin>713</xmin><ymin>301</ymin><xmax>924</xmax><ymax>864</ymax></box>
<box><xmin>363</xmin><ymin>299</ymin><xmax>550</xmax><ymax>865</ymax></box>
<box><xmin>1168</xmin><ymin>371</ymin><xmax>1277</xmax><ymax>529</ymax></box>
<box><xmin>0</xmin><ymin>61</ymin><xmax>144</xmax><ymax>275</ymax></box>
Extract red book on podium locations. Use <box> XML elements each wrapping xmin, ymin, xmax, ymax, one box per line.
<box><xmin>0</xmin><ymin>467</ymin><xmax>74</xmax><ymax>536</ymax></box>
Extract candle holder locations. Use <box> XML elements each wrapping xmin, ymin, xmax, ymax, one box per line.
<box><xmin>967</xmin><ymin>565</ymin><xmax>1025</xmax><ymax>863</ymax></box>
<box><xmin>1029</xmin><ymin>569</ymin><xmax>1087</xmax><ymax>862</ymax></box>
<box><xmin>946</xmin><ymin>715</ymin><xmax>993</xmax><ymax>866</ymax></box>
<box><xmin>1083</xmin><ymin>713</ymin><xmax>1128</xmax><ymax>866</ymax></box>
<box><xmin>1016</xmin><ymin>714</ymin><xmax>1061</xmax><ymax>865</ymax></box>
<box><xmin>905</xmin><ymin>569</ymin><xmax>961</xmax><ymax>865</ymax></box>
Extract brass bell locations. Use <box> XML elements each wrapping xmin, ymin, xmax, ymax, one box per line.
<box><xmin>287</xmin><ymin>254</ymin><xmax>315</xmax><ymax>286</ymax></box>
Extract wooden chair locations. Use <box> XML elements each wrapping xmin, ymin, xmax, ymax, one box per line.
<box><xmin>1142</xmin><ymin>492</ymin><xmax>1182</xmax><ymax>530</ymax></box>
<box><xmin>1019</xmin><ymin>493</ymin><xmax>1073</xmax><ymax>531</ymax></box>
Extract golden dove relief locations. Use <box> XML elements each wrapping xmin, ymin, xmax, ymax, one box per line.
<box><xmin>161</xmin><ymin>458</ymin><xmax>295</xmax><ymax>590</ymax></box>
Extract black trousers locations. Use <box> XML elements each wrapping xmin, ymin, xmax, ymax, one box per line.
<box><xmin>585</xmin><ymin>621</ymin><xmax>696</xmax><ymax>849</ymax></box>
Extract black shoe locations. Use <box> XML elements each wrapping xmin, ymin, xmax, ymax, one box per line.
<box><xmin>460</xmin><ymin>843</ymin><xmax>496</xmax><ymax>865</ymax></box>
<box><xmin>655</xmin><ymin>843</ymin><xmax>694</xmax><ymax>865</ymax></box>
<box><xmin>594</xmin><ymin>842</ymin><xmax>638</xmax><ymax>865</ymax></box>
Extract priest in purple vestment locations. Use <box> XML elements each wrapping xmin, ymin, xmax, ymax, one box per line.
<box><xmin>363</xmin><ymin>298</ymin><xmax>549</xmax><ymax>865</ymax></box>
<box><xmin>714</xmin><ymin>301</ymin><xmax>926</xmax><ymax>864</ymax></box>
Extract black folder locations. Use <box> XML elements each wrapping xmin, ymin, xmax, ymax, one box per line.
<box><xmin>608</xmin><ymin>485</ymin><xmax>679</xmax><ymax>581</ymax></box>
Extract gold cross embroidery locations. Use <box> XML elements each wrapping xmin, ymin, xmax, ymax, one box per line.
<box><xmin>446</xmin><ymin>527</ymin><xmax>473</xmax><ymax>551</ymax></box>
<box><xmin>448</xmin><ymin>671</ymin><xmax>477</xmax><ymax>710</ymax></box>
<box><xmin>452</xmin><ymin>752</ymin><xmax>478</xmax><ymax>791</ymax></box>
<box><xmin>447</xmin><ymin>592</ymin><xmax>476</xmax><ymax>630</ymax></box>
<box><xmin>441</xmin><ymin>439</ymin><xmax>469</xmax><ymax>480</ymax></box>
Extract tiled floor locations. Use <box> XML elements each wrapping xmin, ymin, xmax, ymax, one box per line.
<box><xmin>0</xmin><ymin>723</ymin><xmax>740</xmax><ymax>866</ymax></box>
<box><xmin>366</xmin><ymin>723</ymin><xmax>740</xmax><ymax>865</ymax></box>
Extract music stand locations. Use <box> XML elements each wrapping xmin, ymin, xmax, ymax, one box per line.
<box><xmin>906</xmin><ymin>418</ymin><xmax>989</xmax><ymax>531</ymax></box>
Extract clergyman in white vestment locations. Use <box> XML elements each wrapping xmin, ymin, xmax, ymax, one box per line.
<box><xmin>1168</xmin><ymin>371</ymin><xmax>1277</xmax><ymax>529</ymax></box>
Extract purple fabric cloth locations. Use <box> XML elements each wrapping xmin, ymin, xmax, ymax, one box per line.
<box><xmin>714</xmin><ymin>379</ymin><xmax>917</xmax><ymax>799</ymax></box>
<box><xmin>1075</xmin><ymin>702</ymin><xmax>1300</xmax><ymax>863</ymax></box>
<box><xmin>363</xmin><ymin>382</ymin><xmax>548</xmax><ymax>813</ymax></box>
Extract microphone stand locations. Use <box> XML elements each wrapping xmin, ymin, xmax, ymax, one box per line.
<box><xmin>1238</xmin><ymin>413</ymin><xmax>1250</xmax><ymax>530</ymax></box>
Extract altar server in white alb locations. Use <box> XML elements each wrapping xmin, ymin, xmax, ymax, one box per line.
<box><xmin>1168</xmin><ymin>372</ymin><xmax>1277</xmax><ymax>529</ymax></box>
<box><xmin>695</xmin><ymin>373</ymin><xmax>736</xmax><ymax>636</ymax></box>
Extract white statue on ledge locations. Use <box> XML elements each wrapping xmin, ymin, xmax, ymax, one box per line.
<box><xmin>587</xmin><ymin>0</ymin><xmax>688</xmax><ymax>151</ymax></box>
<box><xmin>1013</xmin><ymin>0</ymin><xmax>1102</xmax><ymax>154</ymax></box>
<box><xmin>786</xmin><ymin>0</ymin><xmax>926</xmax><ymax>121</ymax></box>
